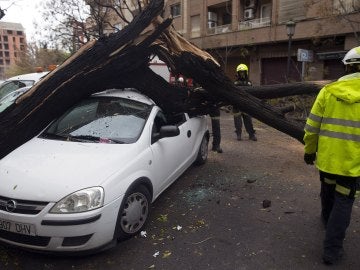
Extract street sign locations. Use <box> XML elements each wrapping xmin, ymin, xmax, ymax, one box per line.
<box><xmin>297</xmin><ymin>49</ymin><xmax>314</xmax><ymax>62</ymax></box>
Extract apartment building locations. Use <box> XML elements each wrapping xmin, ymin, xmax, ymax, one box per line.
<box><xmin>0</xmin><ymin>22</ymin><xmax>26</xmax><ymax>79</ymax></box>
<box><xmin>164</xmin><ymin>0</ymin><xmax>359</xmax><ymax>85</ymax></box>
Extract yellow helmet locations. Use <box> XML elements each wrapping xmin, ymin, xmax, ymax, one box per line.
<box><xmin>236</xmin><ymin>63</ymin><xmax>248</xmax><ymax>73</ymax></box>
<box><xmin>342</xmin><ymin>46</ymin><xmax>360</xmax><ymax>65</ymax></box>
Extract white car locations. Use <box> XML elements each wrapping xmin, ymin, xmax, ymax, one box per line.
<box><xmin>0</xmin><ymin>88</ymin><xmax>209</xmax><ymax>254</ymax></box>
<box><xmin>0</xmin><ymin>86</ymin><xmax>31</xmax><ymax>113</ymax></box>
<box><xmin>0</xmin><ymin>72</ymin><xmax>48</xmax><ymax>100</ymax></box>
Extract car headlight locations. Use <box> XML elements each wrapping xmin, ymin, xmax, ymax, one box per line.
<box><xmin>50</xmin><ymin>187</ymin><xmax>104</xmax><ymax>213</ymax></box>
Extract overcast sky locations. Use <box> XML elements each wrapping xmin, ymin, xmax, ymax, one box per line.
<box><xmin>1</xmin><ymin>0</ymin><xmax>43</xmax><ymax>40</ymax></box>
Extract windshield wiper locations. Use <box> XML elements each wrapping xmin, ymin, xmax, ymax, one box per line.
<box><xmin>69</xmin><ymin>135</ymin><xmax>101</xmax><ymax>142</ymax></box>
<box><xmin>40</xmin><ymin>132</ymin><xmax>70</xmax><ymax>141</ymax></box>
<box><xmin>70</xmin><ymin>135</ymin><xmax>124</xmax><ymax>144</ymax></box>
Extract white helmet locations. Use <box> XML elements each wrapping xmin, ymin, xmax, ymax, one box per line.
<box><xmin>342</xmin><ymin>46</ymin><xmax>360</xmax><ymax>65</ymax></box>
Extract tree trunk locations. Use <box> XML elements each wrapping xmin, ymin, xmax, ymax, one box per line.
<box><xmin>0</xmin><ymin>0</ymin><xmax>321</xmax><ymax>159</ymax></box>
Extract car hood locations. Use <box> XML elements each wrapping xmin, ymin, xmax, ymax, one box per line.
<box><xmin>0</xmin><ymin>138</ymin><xmax>138</xmax><ymax>202</ymax></box>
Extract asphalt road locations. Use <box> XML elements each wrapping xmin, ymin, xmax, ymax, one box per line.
<box><xmin>1</xmin><ymin>112</ymin><xmax>360</xmax><ymax>270</ymax></box>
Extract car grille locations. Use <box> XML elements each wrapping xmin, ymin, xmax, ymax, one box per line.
<box><xmin>0</xmin><ymin>195</ymin><xmax>49</xmax><ymax>215</ymax></box>
<box><xmin>0</xmin><ymin>230</ymin><xmax>50</xmax><ymax>247</ymax></box>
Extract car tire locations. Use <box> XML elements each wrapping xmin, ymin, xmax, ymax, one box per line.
<box><xmin>194</xmin><ymin>134</ymin><xmax>209</xmax><ymax>165</ymax></box>
<box><xmin>115</xmin><ymin>185</ymin><xmax>151</xmax><ymax>241</ymax></box>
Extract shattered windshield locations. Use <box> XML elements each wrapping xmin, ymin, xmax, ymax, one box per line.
<box><xmin>41</xmin><ymin>96</ymin><xmax>152</xmax><ymax>144</ymax></box>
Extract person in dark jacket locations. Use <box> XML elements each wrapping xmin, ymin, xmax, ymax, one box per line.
<box><xmin>191</xmin><ymin>84</ymin><xmax>223</xmax><ymax>153</ymax></box>
<box><xmin>233</xmin><ymin>63</ymin><xmax>257</xmax><ymax>141</ymax></box>
<box><xmin>209</xmin><ymin>107</ymin><xmax>222</xmax><ymax>153</ymax></box>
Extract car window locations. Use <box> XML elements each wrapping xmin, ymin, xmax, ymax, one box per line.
<box><xmin>151</xmin><ymin>111</ymin><xmax>168</xmax><ymax>144</ymax></box>
<box><xmin>0</xmin><ymin>81</ymin><xmax>27</xmax><ymax>99</ymax></box>
<box><xmin>167</xmin><ymin>113</ymin><xmax>186</xmax><ymax>126</ymax></box>
<box><xmin>0</xmin><ymin>88</ymin><xmax>30</xmax><ymax>113</ymax></box>
<box><xmin>42</xmin><ymin>96</ymin><xmax>152</xmax><ymax>144</ymax></box>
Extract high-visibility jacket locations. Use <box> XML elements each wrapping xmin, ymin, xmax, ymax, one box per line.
<box><xmin>304</xmin><ymin>73</ymin><xmax>360</xmax><ymax>177</ymax></box>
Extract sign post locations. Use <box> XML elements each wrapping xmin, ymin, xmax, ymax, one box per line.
<box><xmin>297</xmin><ymin>49</ymin><xmax>314</xmax><ymax>81</ymax></box>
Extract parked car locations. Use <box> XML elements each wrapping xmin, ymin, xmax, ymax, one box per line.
<box><xmin>0</xmin><ymin>88</ymin><xmax>209</xmax><ymax>254</ymax></box>
<box><xmin>0</xmin><ymin>86</ymin><xmax>31</xmax><ymax>113</ymax></box>
<box><xmin>0</xmin><ymin>72</ymin><xmax>48</xmax><ymax>100</ymax></box>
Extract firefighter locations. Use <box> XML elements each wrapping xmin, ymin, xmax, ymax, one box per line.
<box><xmin>303</xmin><ymin>46</ymin><xmax>360</xmax><ymax>265</ymax></box>
<box><xmin>210</xmin><ymin>107</ymin><xmax>222</xmax><ymax>153</ymax></box>
<box><xmin>233</xmin><ymin>63</ymin><xmax>257</xmax><ymax>141</ymax></box>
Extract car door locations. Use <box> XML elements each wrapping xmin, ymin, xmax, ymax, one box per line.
<box><xmin>149</xmin><ymin>110</ymin><xmax>194</xmax><ymax>195</ymax></box>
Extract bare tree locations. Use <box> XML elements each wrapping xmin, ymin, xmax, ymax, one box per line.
<box><xmin>36</xmin><ymin>0</ymin><xmax>146</xmax><ymax>53</ymax></box>
<box><xmin>5</xmin><ymin>42</ymin><xmax>69</xmax><ymax>77</ymax></box>
<box><xmin>305</xmin><ymin>0</ymin><xmax>360</xmax><ymax>44</ymax></box>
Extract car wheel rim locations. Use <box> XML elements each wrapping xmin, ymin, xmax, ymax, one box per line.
<box><xmin>200</xmin><ymin>137</ymin><xmax>208</xmax><ymax>160</ymax></box>
<box><xmin>121</xmin><ymin>192</ymin><xmax>149</xmax><ymax>234</ymax></box>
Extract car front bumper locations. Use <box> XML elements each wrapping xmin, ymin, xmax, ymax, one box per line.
<box><xmin>0</xmin><ymin>195</ymin><xmax>123</xmax><ymax>253</ymax></box>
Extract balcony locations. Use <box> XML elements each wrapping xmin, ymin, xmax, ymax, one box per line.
<box><xmin>207</xmin><ymin>24</ymin><xmax>231</xmax><ymax>35</ymax></box>
<box><xmin>238</xmin><ymin>17</ymin><xmax>271</xmax><ymax>30</ymax></box>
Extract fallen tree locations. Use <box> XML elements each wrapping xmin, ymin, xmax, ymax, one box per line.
<box><xmin>0</xmin><ymin>0</ymin><xmax>322</xmax><ymax>159</ymax></box>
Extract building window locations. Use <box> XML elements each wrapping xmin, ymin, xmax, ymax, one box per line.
<box><xmin>278</xmin><ymin>0</ymin><xmax>306</xmax><ymax>23</ymax></box>
<box><xmin>7</xmin><ymin>30</ymin><xmax>13</xmax><ymax>35</ymax></box>
<box><xmin>20</xmin><ymin>37</ymin><xmax>24</xmax><ymax>43</ymax></box>
<box><xmin>17</xmin><ymin>31</ymin><xmax>23</xmax><ymax>35</ymax></box>
<box><xmin>170</xmin><ymin>3</ymin><xmax>181</xmax><ymax>17</ymax></box>
<box><xmin>4</xmin><ymin>44</ymin><xmax>8</xmax><ymax>50</ymax></box>
<box><xmin>260</xmin><ymin>4</ymin><xmax>271</xmax><ymax>20</ymax></box>
<box><xmin>12</xmin><ymin>36</ymin><xmax>15</xmax><ymax>42</ymax></box>
<box><xmin>333</xmin><ymin>0</ymin><xmax>359</xmax><ymax>13</ymax></box>
<box><xmin>190</xmin><ymin>15</ymin><xmax>200</xmax><ymax>38</ymax></box>
<box><xmin>0</xmin><ymin>59</ymin><xmax>3</xmax><ymax>65</ymax></box>
<box><xmin>3</xmin><ymin>36</ymin><xmax>8</xmax><ymax>42</ymax></box>
<box><xmin>4</xmin><ymin>51</ymin><xmax>9</xmax><ymax>58</ymax></box>
<box><xmin>5</xmin><ymin>59</ymin><xmax>10</xmax><ymax>65</ymax></box>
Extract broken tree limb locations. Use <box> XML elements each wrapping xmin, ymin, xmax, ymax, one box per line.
<box><xmin>0</xmin><ymin>0</ymin><xmax>168</xmax><ymax>159</ymax></box>
<box><xmin>0</xmin><ymin>0</ymin><xmax>320</xmax><ymax>160</ymax></box>
<box><xmin>171</xmin><ymin>51</ymin><xmax>306</xmax><ymax>143</ymax></box>
<box><xmin>278</xmin><ymin>105</ymin><xmax>296</xmax><ymax>114</ymax></box>
<box><xmin>235</xmin><ymin>82</ymin><xmax>324</xmax><ymax>99</ymax></box>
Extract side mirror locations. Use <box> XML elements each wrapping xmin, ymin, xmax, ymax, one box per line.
<box><xmin>152</xmin><ymin>125</ymin><xmax>180</xmax><ymax>144</ymax></box>
<box><xmin>159</xmin><ymin>125</ymin><xmax>180</xmax><ymax>138</ymax></box>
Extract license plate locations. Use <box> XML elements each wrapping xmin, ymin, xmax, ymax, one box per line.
<box><xmin>0</xmin><ymin>218</ymin><xmax>36</xmax><ymax>236</ymax></box>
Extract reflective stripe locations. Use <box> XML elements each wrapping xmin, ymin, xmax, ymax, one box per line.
<box><xmin>308</xmin><ymin>113</ymin><xmax>360</xmax><ymax>129</ymax></box>
<box><xmin>304</xmin><ymin>123</ymin><xmax>320</xmax><ymax>134</ymax></box>
<box><xmin>335</xmin><ymin>185</ymin><xmax>360</xmax><ymax>198</ymax></box>
<box><xmin>308</xmin><ymin>113</ymin><xmax>322</xmax><ymax>123</ymax></box>
<box><xmin>324</xmin><ymin>178</ymin><xmax>336</xmax><ymax>185</ymax></box>
<box><xmin>322</xmin><ymin>117</ymin><xmax>360</xmax><ymax>128</ymax></box>
<box><xmin>319</xmin><ymin>129</ymin><xmax>360</xmax><ymax>142</ymax></box>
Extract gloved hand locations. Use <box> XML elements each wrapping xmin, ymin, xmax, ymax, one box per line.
<box><xmin>304</xmin><ymin>153</ymin><xmax>316</xmax><ymax>165</ymax></box>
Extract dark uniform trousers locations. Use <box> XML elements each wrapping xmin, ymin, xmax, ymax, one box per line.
<box><xmin>209</xmin><ymin>108</ymin><xmax>221</xmax><ymax>148</ymax></box>
<box><xmin>320</xmin><ymin>171</ymin><xmax>360</xmax><ymax>258</ymax></box>
<box><xmin>233</xmin><ymin>106</ymin><xmax>255</xmax><ymax>136</ymax></box>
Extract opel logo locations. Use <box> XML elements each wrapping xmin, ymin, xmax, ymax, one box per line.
<box><xmin>5</xmin><ymin>200</ymin><xmax>17</xmax><ymax>212</ymax></box>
